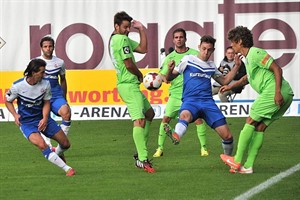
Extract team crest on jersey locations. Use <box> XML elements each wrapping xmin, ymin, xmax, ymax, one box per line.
<box><xmin>123</xmin><ymin>46</ymin><xmax>130</xmax><ymax>54</ymax></box>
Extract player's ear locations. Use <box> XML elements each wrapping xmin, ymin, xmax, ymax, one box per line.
<box><xmin>114</xmin><ymin>24</ymin><xmax>118</xmax><ymax>30</ymax></box>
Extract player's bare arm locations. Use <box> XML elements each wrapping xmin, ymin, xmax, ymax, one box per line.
<box><xmin>269</xmin><ymin>61</ymin><xmax>284</xmax><ymax>107</ymax></box>
<box><xmin>132</xmin><ymin>20</ymin><xmax>147</xmax><ymax>54</ymax></box>
<box><xmin>60</xmin><ymin>74</ymin><xmax>67</xmax><ymax>99</ymax></box>
<box><xmin>38</xmin><ymin>100</ymin><xmax>50</xmax><ymax>131</ymax></box>
<box><xmin>5</xmin><ymin>100</ymin><xmax>21</xmax><ymax>126</ymax></box>
<box><xmin>214</xmin><ymin>54</ymin><xmax>242</xmax><ymax>86</ymax></box>
<box><xmin>159</xmin><ymin>74</ymin><xmax>170</xmax><ymax>84</ymax></box>
<box><xmin>220</xmin><ymin>74</ymin><xmax>248</xmax><ymax>93</ymax></box>
<box><xmin>124</xmin><ymin>58</ymin><xmax>144</xmax><ymax>82</ymax></box>
<box><xmin>165</xmin><ymin>60</ymin><xmax>178</xmax><ymax>81</ymax></box>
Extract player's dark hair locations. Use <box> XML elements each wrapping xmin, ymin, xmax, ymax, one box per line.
<box><xmin>228</xmin><ymin>26</ymin><xmax>253</xmax><ymax>48</ymax></box>
<box><xmin>114</xmin><ymin>11</ymin><xmax>133</xmax><ymax>26</ymax></box>
<box><xmin>40</xmin><ymin>36</ymin><xmax>55</xmax><ymax>47</ymax></box>
<box><xmin>200</xmin><ymin>35</ymin><xmax>216</xmax><ymax>47</ymax></box>
<box><xmin>24</xmin><ymin>59</ymin><xmax>47</xmax><ymax>77</ymax></box>
<box><xmin>173</xmin><ymin>28</ymin><xmax>187</xmax><ymax>39</ymax></box>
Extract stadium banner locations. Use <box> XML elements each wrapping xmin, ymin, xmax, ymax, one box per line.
<box><xmin>0</xmin><ymin>70</ymin><xmax>299</xmax><ymax>121</ymax></box>
<box><xmin>0</xmin><ymin>0</ymin><xmax>299</xmax><ymax>121</ymax></box>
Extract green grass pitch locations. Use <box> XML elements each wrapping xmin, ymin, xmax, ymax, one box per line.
<box><xmin>0</xmin><ymin>117</ymin><xmax>299</xmax><ymax>200</ymax></box>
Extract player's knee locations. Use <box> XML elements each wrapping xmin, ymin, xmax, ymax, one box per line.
<box><xmin>59</xmin><ymin>105</ymin><xmax>71</xmax><ymax>120</ymax></box>
<box><xmin>145</xmin><ymin>108</ymin><xmax>155</xmax><ymax>121</ymax></box>
<box><xmin>60</xmin><ymin>139</ymin><xmax>71</xmax><ymax>149</ymax></box>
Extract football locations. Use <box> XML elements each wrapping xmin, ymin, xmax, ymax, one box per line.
<box><xmin>143</xmin><ymin>72</ymin><xmax>163</xmax><ymax>91</ymax></box>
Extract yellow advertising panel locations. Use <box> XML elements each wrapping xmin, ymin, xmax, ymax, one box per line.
<box><xmin>0</xmin><ymin>69</ymin><xmax>170</xmax><ymax>106</ymax></box>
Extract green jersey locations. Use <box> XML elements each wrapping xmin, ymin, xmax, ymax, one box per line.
<box><xmin>160</xmin><ymin>48</ymin><xmax>199</xmax><ymax>98</ymax></box>
<box><xmin>246</xmin><ymin>47</ymin><xmax>293</xmax><ymax>94</ymax></box>
<box><xmin>110</xmin><ymin>34</ymin><xmax>139</xmax><ymax>85</ymax></box>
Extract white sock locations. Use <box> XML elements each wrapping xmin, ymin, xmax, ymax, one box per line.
<box><xmin>43</xmin><ymin>148</ymin><xmax>71</xmax><ymax>172</ymax></box>
<box><xmin>60</xmin><ymin>124</ymin><xmax>70</xmax><ymax>136</ymax></box>
<box><xmin>174</xmin><ymin>122</ymin><xmax>187</xmax><ymax>138</ymax></box>
<box><xmin>55</xmin><ymin>144</ymin><xmax>67</xmax><ymax>156</ymax></box>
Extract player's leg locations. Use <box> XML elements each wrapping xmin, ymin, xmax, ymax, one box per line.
<box><xmin>153</xmin><ymin>116</ymin><xmax>171</xmax><ymax>157</ymax></box>
<box><xmin>40</xmin><ymin>133</ymin><xmax>52</xmax><ymax>148</ymax></box>
<box><xmin>53</xmin><ymin>98</ymin><xmax>71</xmax><ymax>136</ymax></box>
<box><xmin>154</xmin><ymin>97</ymin><xmax>181</xmax><ymax>157</ymax></box>
<box><xmin>58</xmin><ymin>104</ymin><xmax>71</xmax><ymax>135</ymax></box>
<box><xmin>143</xmin><ymin>103</ymin><xmax>155</xmax><ymax>148</ymax></box>
<box><xmin>201</xmin><ymin>101</ymin><xmax>234</xmax><ymax>156</ymax></box>
<box><xmin>21</xmin><ymin>123</ymin><xmax>73</xmax><ymax>176</ymax></box>
<box><xmin>118</xmin><ymin>84</ymin><xmax>155</xmax><ymax>173</ymax></box>
<box><xmin>243</xmin><ymin>93</ymin><xmax>293</xmax><ymax>172</ymax></box>
<box><xmin>167</xmin><ymin>108</ymin><xmax>193</xmax><ymax>144</ymax></box>
<box><xmin>194</xmin><ymin>118</ymin><xmax>208</xmax><ymax>156</ymax></box>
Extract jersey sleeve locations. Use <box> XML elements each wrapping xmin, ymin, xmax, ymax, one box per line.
<box><xmin>5</xmin><ymin>84</ymin><xmax>18</xmax><ymax>102</ymax></box>
<box><xmin>253</xmin><ymin>49</ymin><xmax>274</xmax><ymax>69</ymax></box>
<box><xmin>60</xmin><ymin>61</ymin><xmax>66</xmax><ymax>76</ymax></box>
<box><xmin>174</xmin><ymin>55</ymin><xmax>190</xmax><ymax>74</ymax></box>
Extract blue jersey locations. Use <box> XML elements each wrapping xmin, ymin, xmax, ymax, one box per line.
<box><xmin>175</xmin><ymin>55</ymin><xmax>220</xmax><ymax>101</ymax></box>
<box><xmin>37</xmin><ymin>55</ymin><xmax>66</xmax><ymax>99</ymax></box>
<box><xmin>6</xmin><ymin>77</ymin><xmax>52</xmax><ymax>124</ymax></box>
<box><xmin>175</xmin><ymin>55</ymin><xmax>225</xmax><ymax>128</ymax></box>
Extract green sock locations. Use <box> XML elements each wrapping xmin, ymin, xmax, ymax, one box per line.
<box><xmin>144</xmin><ymin>121</ymin><xmax>150</xmax><ymax>145</ymax></box>
<box><xmin>234</xmin><ymin>124</ymin><xmax>255</xmax><ymax>163</ymax></box>
<box><xmin>244</xmin><ymin>131</ymin><xmax>264</xmax><ymax>168</ymax></box>
<box><xmin>157</xmin><ymin>123</ymin><xmax>167</xmax><ymax>150</ymax></box>
<box><xmin>196</xmin><ymin>123</ymin><xmax>207</xmax><ymax>148</ymax></box>
<box><xmin>133</xmin><ymin>126</ymin><xmax>148</xmax><ymax>161</ymax></box>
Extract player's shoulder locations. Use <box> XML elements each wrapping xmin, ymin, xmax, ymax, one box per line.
<box><xmin>51</xmin><ymin>55</ymin><xmax>64</xmax><ymax>62</ymax></box>
<box><xmin>13</xmin><ymin>77</ymin><xmax>24</xmax><ymax>85</ymax></box>
<box><xmin>206</xmin><ymin>60</ymin><xmax>217</xmax><ymax>68</ymax></box>
<box><xmin>187</xmin><ymin>47</ymin><xmax>199</xmax><ymax>55</ymax></box>
<box><xmin>182</xmin><ymin>54</ymin><xmax>196</xmax><ymax>61</ymax></box>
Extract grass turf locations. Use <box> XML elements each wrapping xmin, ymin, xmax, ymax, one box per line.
<box><xmin>0</xmin><ymin>117</ymin><xmax>299</xmax><ymax>200</ymax></box>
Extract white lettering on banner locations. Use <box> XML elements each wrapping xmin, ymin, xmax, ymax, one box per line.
<box><xmin>1</xmin><ymin>101</ymin><xmax>299</xmax><ymax>122</ymax></box>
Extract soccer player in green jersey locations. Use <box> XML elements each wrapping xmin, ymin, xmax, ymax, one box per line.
<box><xmin>153</xmin><ymin>28</ymin><xmax>208</xmax><ymax>157</ymax></box>
<box><xmin>220</xmin><ymin>26</ymin><xmax>294</xmax><ymax>174</ymax></box>
<box><xmin>109</xmin><ymin>11</ymin><xmax>155</xmax><ymax>173</ymax></box>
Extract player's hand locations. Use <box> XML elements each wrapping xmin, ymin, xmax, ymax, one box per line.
<box><xmin>38</xmin><ymin>118</ymin><xmax>48</xmax><ymax>132</ymax></box>
<box><xmin>219</xmin><ymin>85</ymin><xmax>231</xmax><ymax>93</ymax></box>
<box><xmin>168</xmin><ymin>60</ymin><xmax>175</xmax><ymax>70</ymax></box>
<box><xmin>131</xmin><ymin>20</ymin><xmax>143</xmax><ymax>30</ymax></box>
<box><xmin>234</xmin><ymin>54</ymin><xmax>242</xmax><ymax>66</ymax></box>
<box><xmin>274</xmin><ymin>92</ymin><xmax>284</xmax><ymax>107</ymax></box>
<box><xmin>138</xmin><ymin>75</ymin><xmax>143</xmax><ymax>83</ymax></box>
<box><xmin>13</xmin><ymin>114</ymin><xmax>22</xmax><ymax>126</ymax></box>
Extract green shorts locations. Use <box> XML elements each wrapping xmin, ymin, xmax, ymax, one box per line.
<box><xmin>250</xmin><ymin>82</ymin><xmax>294</xmax><ymax>126</ymax></box>
<box><xmin>164</xmin><ymin>95</ymin><xmax>182</xmax><ymax>119</ymax></box>
<box><xmin>117</xmin><ymin>83</ymin><xmax>152</xmax><ymax>121</ymax></box>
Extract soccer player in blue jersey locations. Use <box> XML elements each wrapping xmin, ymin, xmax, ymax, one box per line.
<box><xmin>165</xmin><ymin>35</ymin><xmax>242</xmax><ymax>156</ymax></box>
<box><xmin>5</xmin><ymin>59</ymin><xmax>75</xmax><ymax>176</ymax></box>
<box><xmin>220</xmin><ymin>26</ymin><xmax>294</xmax><ymax>174</ymax></box>
<box><xmin>37</xmin><ymin>36</ymin><xmax>72</xmax><ymax>151</ymax></box>
<box><xmin>153</xmin><ymin>28</ymin><xmax>208</xmax><ymax>157</ymax></box>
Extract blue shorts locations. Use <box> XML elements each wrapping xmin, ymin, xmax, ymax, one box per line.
<box><xmin>180</xmin><ymin>99</ymin><xmax>226</xmax><ymax>128</ymax></box>
<box><xmin>20</xmin><ymin>118</ymin><xmax>61</xmax><ymax>139</ymax></box>
<box><xmin>50</xmin><ymin>97</ymin><xmax>68</xmax><ymax>116</ymax></box>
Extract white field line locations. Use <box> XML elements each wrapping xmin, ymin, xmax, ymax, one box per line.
<box><xmin>234</xmin><ymin>163</ymin><xmax>300</xmax><ymax>200</ymax></box>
